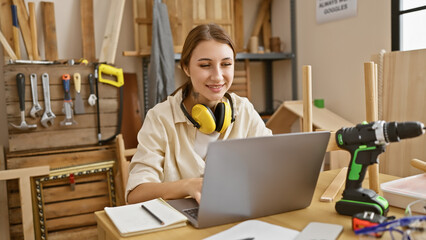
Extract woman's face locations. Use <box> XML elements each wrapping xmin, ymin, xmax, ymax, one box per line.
<box><xmin>184</xmin><ymin>40</ymin><xmax>234</xmax><ymax>108</ymax></box>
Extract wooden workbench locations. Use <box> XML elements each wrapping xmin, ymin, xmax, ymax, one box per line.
<box><xmin>95</xmin><ymin>169</ymin><xmax>405</xmax><ymax>240</ymax></box>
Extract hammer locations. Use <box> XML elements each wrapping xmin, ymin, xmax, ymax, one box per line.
<box><xmin>10</xmin><ymin>73</ymin><xmax>37</xmax><ymax>130</ymax></box>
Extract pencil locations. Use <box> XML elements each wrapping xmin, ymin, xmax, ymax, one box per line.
<box><xmin>141</xmin><ymin>204</ymin><xmax>165</xmax><ymax>225</ymax></box>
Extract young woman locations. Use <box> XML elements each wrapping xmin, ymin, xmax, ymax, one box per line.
<box><xmin>126</xmin><ymin>24</ymin><xmax>272</xmax><ymax>204</ymax></box>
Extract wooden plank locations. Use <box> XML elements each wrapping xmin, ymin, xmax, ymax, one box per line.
<box><xmin>233</xmin><ymin>0</ymin><xmax>244</xmax><ymax>51</ymax></box>
<box><xmin>280</xmin><ymin>101</ymin><xmax>354</xmax><ymax>131</ymax></box>
<box><xmin>8</xmin><ymin>127</ymin><xmax>116</xmax><ymax>152</ymax></box>
<box><xmin>266</xmin><ymin>104</ymin><xmax>299</xmax><ymax>134</ymax></box>
<box><xmin>0</xmin><ymin>29</ymin><xmax>17</xmax><ymax>59</ymax></box>
<box><xmin>364</xmin><ymin>62</ymin><xmax>379</xmax><ymax>193</ymax></box>
<box><xmin>46</xmin><ymin>213</ymin><xmax>96</xmax><ymax>232</ymax></box>
<box><xmin>99</xmin><ymin>0</ymin><xmax>125</xmax><ymax>64</ymax></box>
<box><xmin>302</xmin><ymin>65</ymin><xmax>313</xmax><ymax>132</ymax></box>
<box><xmin>43</xmin><ymin>181</ymin><xmax>109</xmax><ymax>203</ymax></box>
<box><xmin>320</xmin><ymin>167</ymin><xmax>347</xmax><ymax>202</ymax></box>
<box><xmin>132</xmin><ymin>0</ymin><xmax>140</xmax><ymax>52</ymax></box>
<box><xmin>28</xmin><ymin>2</ymin><xmax>39</xmax><ymax>60</ymax></box>
<box><xmin>251</xmin><ymin>0</ymin><xmax>271</xmax><ymax>37</ymax></box>
<box><xmin>12</xmin><ymin>0</ymin><xmax>33</xmax><ymax>60</ymax></box>
<box><xmin>121</xmin><ymin>73</ymin><xmax>142</xmax><ymax>149</ymax></box>
<box><xmin>7</xmin><ymin>112</ymin><xmax>118</xmax><ymax>133</ymax></box>
<box><xmin>0</xmin><ymin>146</ymin><xmax>11</xmax><ymax>240</ymax></box>
<box><xmin>0</xmin><ymin>166</ymin><xmax>49</xmax><ymax>240</ymax></box>
<box><xmin>6</xmin><ymin>147</ymin><xmax>115</xmax><ymax>169</ymax></box>
<box><xmin>47</xmin><ymin>225</ymin><xmax>97</xmax><ymax>240</ymax></box>
<box><xmin>8</xmin><ymin>207</ymin><xmax>21</xmax><ymax>224</ymax></box>
<box><xmin>379</xmin><ymin>49</ymin><xmax>426</xmax><ymax>177</ymax></box>
<box><xmin>4</xmin><ymin>82</ymin><xmax>118</xmax><ymax>102</ymax></box>
<box><xmin>262</xmin><ymin>10</ymin><xmax>271</xmax><ymax>52</ymax></box>
<box><xmin>80</xmin><ymin>0</ymin><xmax>96</xmax><ymax>62</ymax></box>
<box><xmin>0</xmin><ymin>166</ymin><xmax>49</xmax><ymax>180</ymax></box>
<box><xmin>0</xmin><ymin>0</ymin><xmax>13</xmax><ymax>51</ymax></box>
<box><xmin>41</xmin><ymin>1</ymin><xmax>58</xmax><ymax>60</ymax></box>
<box><xmin>44</xmin><ymin>195</ymin><xmax>111</xmax><ymax>219</ymax></box>
<box><xmin>244</xmin><ymin>59</ymin><xmax>251</xmax><ymax>99</ymax></box>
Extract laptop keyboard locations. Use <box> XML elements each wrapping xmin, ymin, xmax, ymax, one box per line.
<box><xmin>183</xmin><ymin>207</ymin><xmax>199</xmax><ymax>220</ymax></box>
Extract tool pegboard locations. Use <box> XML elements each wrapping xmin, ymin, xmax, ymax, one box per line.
<box><xmin>3</xmin><ymin>64</ymin><xmax>120</xmax><ymax>152</ymax></box>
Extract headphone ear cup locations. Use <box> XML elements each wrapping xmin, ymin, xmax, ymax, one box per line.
<box><xmin>214</xmin><ymin>101</ymin><xmax>232</xmax><ymax>133</ymax></box>
<box><xmin>192</xmin><ymin>104</ymin><xmax>216</xmax><ymax>134</ymax></box>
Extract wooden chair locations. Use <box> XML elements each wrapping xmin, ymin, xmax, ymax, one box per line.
<box><xmin>115</xmin><ymin>134</ymin><xmax>137</xmax><ymax>205</ymax></box>
<box><xmin>0</xmin><ymin>166</ymin><xmax>49</xmax><ymax>240</ymax></box>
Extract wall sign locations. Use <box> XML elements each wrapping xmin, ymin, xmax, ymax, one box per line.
<box><xmin>316</xmin><ymin>0</ymin><xmax>358</xmax><ymax>24</ymax></box>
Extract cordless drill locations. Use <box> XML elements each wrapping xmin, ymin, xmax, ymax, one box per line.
<box><xmin>335</xmin><ymin>120</ymin><xmax>425</xmax><ymax>216</ymax></box>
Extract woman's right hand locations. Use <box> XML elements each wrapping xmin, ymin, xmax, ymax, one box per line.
<box><xmin>183</xmin><ymin>178</ymin><xmax>203</xmax><ymax>203</ymax></box>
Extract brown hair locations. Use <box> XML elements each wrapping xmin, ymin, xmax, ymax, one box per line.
<box><xmin>172</xmin><ymin>23</ymin><xmax>236</xmax><ymax>96</ymax></box>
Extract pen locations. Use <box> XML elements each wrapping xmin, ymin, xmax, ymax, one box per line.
<box><xmin>141</xmin><ymin>204</ymin><xmax>165</xmax><ymax>225</ymax></box>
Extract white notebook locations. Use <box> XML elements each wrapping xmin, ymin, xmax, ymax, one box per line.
<box><xmin>105</xmin><ymin>198</ymin><xmax>188</xmax><ymax>237</ymax></box>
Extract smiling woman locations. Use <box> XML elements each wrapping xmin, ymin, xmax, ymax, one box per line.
<box><xmin>126</xmin><ymin>23</ymin><xmax>272</xmax><ymax>205</ymax></box>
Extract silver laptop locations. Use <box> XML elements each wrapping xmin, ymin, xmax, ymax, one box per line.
<box><xmin>167</xmin><ymin>131</ymin><xmax>330</xmax><ymax>228</ymax></box>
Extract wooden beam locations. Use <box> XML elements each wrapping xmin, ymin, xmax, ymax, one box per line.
<box><xmin>99</xmin><ymin>0</ymin><xmax>126</xmax><ymax>64</ymax></box>
<box><xmin>364</xmin><ymin>62</ymin><xmax>380</xmax><ymax>193</ymax></box>
<box><xmin>320</xmin><ymin>167</ymin><xmax>347</xmax><ymax>202</ymax></box>
<box><xmin>302</xmin><ymin>65</ymin><xmax>313</xmax><ymax>132</ymax></box>
<box><xmin>80</xmin><ymin>0</ymin><xmax>96</xmax><ymax>62</ymax></box>
<box><xmin>262</xmin><ymin>10</ymin><xmax>271</xmax><ymax>52</ymax></box>
<box><xmin>0</xmin><ymin>0</ymin><xmax>14</xmax><ymax>58</ymax></box>
<box><xmin>0</xmin><ymin>146</ymin><xmax>11</xmax><ymax>240</ymax></box>
<box><xmin>0</xmin><ymin>29</ymin><xmax>17</xmax><ymax>59</ymax></box>
<box><xmin>251</xmin><ymin>0</ymin><xmax>271</xmax><ymax>37</ymax></box>
<box><xmin>0</xmin><ymin>166</ymin><xmax>49</xmax><ymax>240</ymax></box>
<box><xmin>28</xmin><ymin>2</ymin><xmax>39</xmax><ymax>60</ymax></box>
<box><xmin>41</xmin><ymin>1</ymin><xmax>58</xmax><ymax>61</ymax></box>
<box><xmin>233</xmin><ymin>0</ymin><xmax>244</xmax><ymax>51</ymax></box>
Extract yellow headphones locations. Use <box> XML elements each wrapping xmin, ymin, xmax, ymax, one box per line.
<box><xmin>180</xmin><ymin>86</ymin><xmax>235</xmax><ymax>134</ymax></box>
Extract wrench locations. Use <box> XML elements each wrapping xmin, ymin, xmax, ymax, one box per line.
<box><xmin>88</xmin><ymin>73</ymin><xmax>97</xmax><ymax>106</ymax></box>
<box><xmin>29</xmin><ymin>73</ymin><xmax>43</xmax><ymax>118</ymax></box>
<box><xmin>10</xmin><ymin>73</ymin><xmax>37</xmax><ymax>130</ymax></box>
<box><xmin>40</xmin><ymin>73</ymin><xmax>56</xmax><ymax>127</ymax></box>
<box><xmin>60</xmin><ymin>74</ymin><xmax>77</xmax><ymax>126</ymax></box>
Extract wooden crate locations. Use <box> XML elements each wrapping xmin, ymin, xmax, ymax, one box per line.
<box><xmin>3</xmin><ymin>64</ymin><xmax>120</xmax><ymax>152</ymax></box>
<box><xmin>6</xmin><ymin>145</ymin><xmax>118</xmax><ymax>240</ymax></box>
<box><xmin>133</xmin><ymin>0</ymin><xmax>235</xmax><ymax>54</ymax></box>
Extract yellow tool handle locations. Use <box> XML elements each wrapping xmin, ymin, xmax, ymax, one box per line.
<box><xmin>98</xmin><ymin>64</ymin><xmax>124</xmax><ymax>87</ymax></box>
<box><xmin>73</xmin><ymin>73</ymin><xmax>81</xmax><ymax>93</ymax></box>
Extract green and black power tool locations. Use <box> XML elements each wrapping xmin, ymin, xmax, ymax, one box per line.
<box><xmin>335</xmin><ymin>120</ymin><xmax>425</xmax><ymax>216</ymax></box>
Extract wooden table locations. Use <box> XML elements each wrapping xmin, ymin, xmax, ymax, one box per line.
<box><xmin>95</xmin><ymin>169</ymin><xmax>404</xmax><ymax>240</ymax></box>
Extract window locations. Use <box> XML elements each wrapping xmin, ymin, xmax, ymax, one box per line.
<box><xmin>392</xmin><ymin>0</ymin><xmax>426</xmax><ymax>51</ymax></box>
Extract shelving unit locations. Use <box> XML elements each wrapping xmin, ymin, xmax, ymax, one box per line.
<box><xmin>142</xmin><ymin>0</ymin><xmax>297</xmax><ymax>116</ymax></box>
